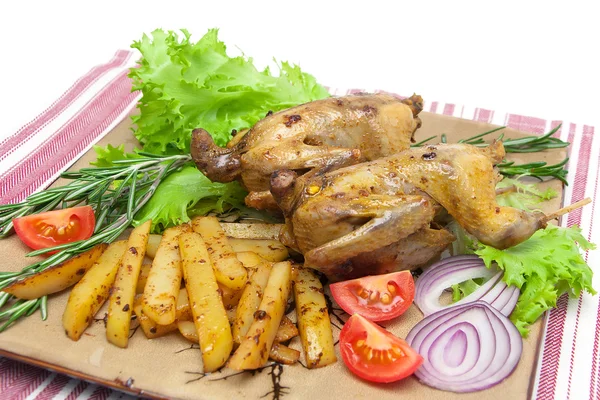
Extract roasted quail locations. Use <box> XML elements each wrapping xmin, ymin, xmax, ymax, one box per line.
<box><xmin>270</xmin><ymin>142</ymin><xmax>547</xmax><ymax>280</ymax></box>
<box><xmin>191</xmin><ymin>93</ymin><xmax>423</xmax><ymax>210</ymax></box>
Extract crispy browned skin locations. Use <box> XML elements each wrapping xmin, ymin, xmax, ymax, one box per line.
<box><xmin>270</xmin><ymin>142</ymin><xmax>546</xmax><ymax>280</ymax></box>
<box><xmin>191</xmin><ymin>93</ymin><xmax>423</xmax><ymax>210</ymax></box>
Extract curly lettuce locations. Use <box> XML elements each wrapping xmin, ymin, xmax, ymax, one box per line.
<box><xmin>133</xmin><ymin>165</ymin><xmax>247</xmax><ymax>233</ymax></box>
<box><xmin>495</xmin><ymin>177</ymin><xmax>558</xmax><ymax>210</ymax></box>
<box><xmin>129</xmin><ymin>28</ymin><xmax>330</xmax><ymax>153</ymax></box>
<box><xmin>476</xmin><ymin>224</ymin><xmax>595</xmax><ymax>336</ymax></box>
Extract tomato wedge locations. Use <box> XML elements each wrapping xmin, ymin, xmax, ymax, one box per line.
<box><xmin>339</xmin><ymin>314</ymin><xmax>423</xmax><ymax>383</ymax></box>
<box><xmin>330</xmin><ymin>271</ymin><xmax>415</xmax><ymax>322</ymax></box>
<box><xmin>13</xmin><ymin>206</ymin><xmax>96</xmax><ymax>251</ymax></box>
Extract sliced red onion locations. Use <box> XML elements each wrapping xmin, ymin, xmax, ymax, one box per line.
<box><xmin>481</xmin><ymin>281</ymin><xmax>520</xmax><ymax>317</ymax></box>
<box><xmin>415</xmin><ymin>255</ymin><xmax>519</xmax><ymax>317</ymax></box>
<box><xmin>498</xmin><ymin>287</ymin><xmax>520</xmax><ymax>316</ymax></box>
<box><xmin>406</xmin><ymin>301</ymin><xmax>522</xmax><ymax>392</ymax></box>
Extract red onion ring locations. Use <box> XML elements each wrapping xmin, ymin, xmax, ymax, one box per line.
<box><xmin>415</xmin><ymin>255</ymin><xmax>519</xmax><ymax>317</ymax></box>
<box><xmin>499</xmin><ymin>287</ymin><xmax>520</xmax><ymax>316</ymax></box>
<box><xmin>406</xmin><ymin>301</ymin><xmax>522</xmax><ymax>392</ymax></box>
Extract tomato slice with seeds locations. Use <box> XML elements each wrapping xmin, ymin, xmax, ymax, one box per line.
<box><xmin>330</xmin><ymin>271</ymin><xmax>415</xmax><ymax>322</ymax></box>
<box><xmin>339</xmin><ymin>314</ymin><xmax>423</xmax><ymax>383</ymax></box>
<box><xmin>13</xmin><ymin>206</ymin><xmax>95</xmax><ymax>251</ymax></box>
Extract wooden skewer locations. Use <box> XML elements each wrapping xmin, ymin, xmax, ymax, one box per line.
<box><xmin>543</xmin><ymin>198</ymin><xmax>592</xmax><ymax>223</ymax></box>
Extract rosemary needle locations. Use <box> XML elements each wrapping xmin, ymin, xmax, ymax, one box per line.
<box><xmin>0</xmin><ymin>153</ymin><xmax>191</xmax><ymax>331</ymax></box>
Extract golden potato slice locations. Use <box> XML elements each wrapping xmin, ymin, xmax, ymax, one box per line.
<box><xmin>226</xmin><ymin>306</ymin><xmax>237</xmax><ymax>326</ymax></box>
<box><xmin>228</xmin><ymin>261</ymin><xmax>292</xmax><ymax>370</ymax></box>
<box><xmin>176</xmin><ymin>315</ymin><xmax>300</xmax><ymax>363</ymax></box>
<box><xmin>62</xmin><ymin>241</ymin><xmax>127</xmax><ymax>341</ymax></box>
<box><xmin>235</xmin><ymin>251</ymin><xmax>265</xmax><ymax>271</ymax></box>
<box><xmin>176</xmin><ymin>288</ymin><xmax>192</xmax><ymax>322</ymax></box>
<box><xmin>5</xmin><ymin>244</ymin><xmax>107</xmax><ymax>300</ymax></box>
<box><xmin>178</xmin><ymin>320</ymin><xmax>198</xmax><ymax>343</ymax></box>
<box><xmin>294</xmin><ymin>267</ymin><xmax>337</xmax><ymax>368</ymax></box>
<box><xmin>275</xmin><ymin>316</ymin><xmax>299</xmax><ymax>343</ymax></box>
<box><xmin>143</xmin><ymin>224</ymin><xmax>190</xmax><ymax>325</ymax></box>
<box><xmin>229</xmin><ymin>238</ymin><xmax>289</xmax><ymax>262</ymax></box>
<box><xmin>269</xmin><ymin>343</ymin><xmax>300</xmax><ymax>365</ymax></box>
<box><xmin>219</xmin><ymin>283</ymin><xmax>242</xmax><ymax>310</ymax></box>
<box><xmin>133</xmin><ymin>295</ymin><xmax>177</xmax><ymax>339</ymax></box>
<box><xmin>106</xmin><ymin>220</ymin><xmax>151</xmax><ymax>348</ymax></box>
<box><xmin>136</xmin><ymin>263</ymin><xmax>152</xmax><ymax>294</ymax></box>
<box><xmin>232</xmin><ymin>257</ymin><xmax>273</xmax><ymax>344</ymax></box>
<box><xmin>191</xmin><ymin>216</ymin><xmax>247</xmax><ymax>291</ymax></box>
<box><xmin>179</xmin><ymin>232</ymin><xmax>233</xmax><ymax>372</ymax></box>
<box><xmin>220</xmin><ymin>223</ymin><xmax>283</xmax><ymax>240</ymax></box>
<box><xmin>145</xmin><ymin>234</ymin><xmax>162</xmax><ymax>259</ymax></box>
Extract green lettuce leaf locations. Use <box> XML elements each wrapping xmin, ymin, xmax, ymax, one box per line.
<box><xmin>451</xmin><ymin>279</ymin><xmax>482</xmax><ymax>302</ymax></box>
<box><xmin>129</xmin><ymin>28</ymin><xmax>330</xmax><ymax>154</ymax></box>
<box><xmin>475</xmin><ymin>224</ymin><xmax>596</xmax><ymax>336</ymax></box>
<box><xmin>90</xmin><ymin>144</ymin><xmax>143</xmax><ymax>167</ymax></box>
<box><xmin>133</xmin><ymin>165</ymin><xmax>247</xmax><ymax>232</ymax></box>
<box><xmin>496</xmin><ymin>177</ymin><xmax>558</xmax><ymax>211</ymax></box>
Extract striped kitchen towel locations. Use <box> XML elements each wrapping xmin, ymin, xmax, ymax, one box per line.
<box><xmin>0</xmin><ymin>50</ymin><xmax>141</xmax><ymax>205</ymax></box>
<box><xmin>0</xmin><ymin>52</ymin><xmax>597</xmax><ymax>400</ymax></box>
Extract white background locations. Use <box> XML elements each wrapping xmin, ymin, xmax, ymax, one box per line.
<box><xmin>0</xmin><ymin>0</ymin><xmax>598</xmax><ymax>140</ymax></box>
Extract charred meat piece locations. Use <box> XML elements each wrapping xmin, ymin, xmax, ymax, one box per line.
<box><xmin>191</xmin><ymin>93</ymin><xmax>423</xmax><ymax>210</ymax></box>
<box><xmin>270</xmin><ymin>142</ymin><xmax>547</xmax><ymax>280</ymax></box>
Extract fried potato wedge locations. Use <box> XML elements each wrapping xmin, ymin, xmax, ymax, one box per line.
<box><xmin>220</xmin><ymin>223</ymin><xmax>283</xmax><ymax>240</ymax></box>
<box><xmin>145</xmin><ymin>234</ymin><xmax>162</xmax><ymax>259</ymax></box>
<box><xmin>62</xmin><ymin>241</ymin><xmax>127</xmax><ymax>341</ymax></box>
<box><xmin>177</xmin><ymin>315</ymin><xmax>299</xmax><ymax>364</ymax></box>
<box><xmin>136</xmin><ymin>263</ymin><xmax>152</xmax><ymax>294</ymax></box>
<box><xmin>232</xmin><ymin>257</ymin><xmax>273</xmax><ymax>344</ymax></box>
<box><xmin>192</xmin><ymin>216</ymin><xmax>247</xmax><ymax>291</ymax></box>
<box><xmin>235</xmin><ymin>251</ymin><xmax>265</xmax><ymax>271</ymax></box>
<box><xmin>219</xmin><ymin>283</ymin><xmax>243</xmax><ymax>311</ymax></box>
<box><xmin>143</xmin><ymin>224</ymin><xmax>190</xmax><ymax>325</ymax></box>
<box><xmin>5</xmin><ymin>244</ymin><xmax>107</xmax><ymax>300</ymax></box>
<box><xmin>179</xmin><ymin>232</ymin><xmax>233</xmax><ymax>372</ymax></box>
<box><xmin>226</xmin><ymin>307</ymin><xmax>237</xmax><ymax>326</ymax></box>
<box><xmin>228</xmin><ymin>261</ymin><xmax>292</xmax><ymax>370</ymax></box>
<box><xmin>177</xmin><ymin>320</ymin><xmax>199</xmax><ymax>343</ymax></box>
<box><xmin>133</xmin><ymin>295</ymin><xmax>177</xmax><ymax>339</ymax></box>
<box><xmin>294</xmin><ymin>267</ymin><xmax>337</xmax><ymax>368</ymax></box>
<box><xmin>274</xmin><ymin>316</ymin><xmax>299</xmax><ymax>343</ymax></box>
<box><xmin>269</xmin><ymin>342</ymin><xmax>300</xmax><ymax>365</ymax></box>
<box><xmin>106</xmin><ymin>220</ymin><xmax>151</xmax><ymax>348</ymax></box>
<box><xmin>176</xmin><ymin>288</ymin><xmax>192</xmax><ymax>322</ymax></box>
<box><xmin>229</xmin><ymin>238</ymin><xmax>289</xmax><ymax>262</ymax></box>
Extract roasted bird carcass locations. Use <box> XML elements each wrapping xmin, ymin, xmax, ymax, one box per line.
<box><xmin>270</xmin><ymin>141</ymin><xmax>547</xmax><ymax>281</ymax></box>
<box><xmin>191</xmin><ymin>93</ymin><xmax>423</xmax><ymax>210</ymax></box>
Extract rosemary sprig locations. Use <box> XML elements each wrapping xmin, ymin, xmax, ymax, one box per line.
<box><xmin>412</xmin><ymin>124</ymin><xmax>569</xmax><ymax>182</ymax></box>
<box><xmin>0</xmin><ymin>153</ymin><xmax>191</xmax><ymax>331</ymax></box>
<box><xmin>411</xmin><ymin>135</ymin><xmax>438</xmax><ymax>147</ymax></box>
<box><xmin>459</xmin><ymin>124</ymin><xmax>568</xmax><ymax>153</ymax></box>
<box><xmin>413</xmin><ymin>124</ymin><xmax>568</xmax><ymax>153</ymax></box>
<box><xmin>498</xmin><ymin>158</ymin><xmax>569</xmax><ymax>185</ymax></box>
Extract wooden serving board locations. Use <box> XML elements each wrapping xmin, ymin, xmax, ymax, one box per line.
<box><xmin>0</xmin><ymin>111</ymin><xmax>566</xmax><ymax>400</ymax></box>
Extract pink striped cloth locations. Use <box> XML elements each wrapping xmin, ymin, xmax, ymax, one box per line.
<box><xmin>0</xmin><ymin>52</ymin><xmax>597</xmax><ymax>400</ymax></box>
